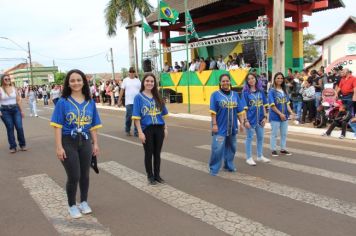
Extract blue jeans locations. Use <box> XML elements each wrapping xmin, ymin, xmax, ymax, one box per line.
<box><xmin>349</xmin><ymin>121</ymin><xmax>356</xmax><ymax>137</ymax></box>
<box><xmin>209</xmin><ymin>134</ymin><xmax>237</xmax><ymax>175</ymax></box>
<box><xmin>315</xmin><ymin>92</ymin><xmax>321</xmax><ymax>108</ymax></box>
<box><xmin>43</xmin><ymin>95</ymin><xmax>48</xmax><ymax>105</ymax></box>
<box><xmin>270</xmin><ymin>120</ymin><xmax>288</xmax><ymax>151</ymax></box>
<box><xmin>0</xmin><ymin>105</ymin><xmax>26</xmax><ymax>150</ymax></box>
<box><xmin>125</xmin><ymin>104</ymin><xmax>137</xmax><ymax>135</ymax></box>
<box><xmin>292</xmin><ymin>101</ymin><xmax>302</xmax><ymax>121</ymax></box>
<box><xmin>245</xmin><ymin>125</ymin><xmax>264</xmax><ymax>159</ymax></box>
<box><xmin>29</xmin><ymin>100</ymin><xmax>37</xmax><ymax>116</ymax></box>
<box><xmin>341</xmin><ymin>94</ymin><xmax>354</xmax><ymax>114</ymax></box>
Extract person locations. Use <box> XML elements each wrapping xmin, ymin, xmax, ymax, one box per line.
<box><xmin>50</xmin><ymin>69</ymin><xmax>102</xmax><ymax>219</ymax></box>
<box><xmin>241</xmin><ymin>73</ymin><xmax>270</xmax><ymax>166</ymax></box>
<box><xmin>290</xmin><ymin>74</ymin><xmax>303</xmax><ymax>124</ymax></box>
<box><xmin>50</xmin><ymin>84</ymin><xmax>61</xmax><ymax>105</ymax></box>
<box><xmin>132</xmin><ymin>73</ymin><xmax>168</xmax><ymax>185</ymax></box>
<box><xmin>27</xmin><ymin>86</ymin><xmax>38</xmax><ymax>117</ymax></box>
<box><xmin>300</xmin><ymin>77</ymin><xmax>316</xmax><ymax>124</ymax></box>
<box><xmin>118</xmin><ymin>67</ymin><xmax>141</xmax><ymax>136</ymax></box>
<box><xmin>322</xmin><ymin>103</ymin><xmax>352</xmax><ymax>139</ymax></box>
<box><xmin>209</xmin><ymin>57</ymin><xmax>217</xmax><ymax>70</ymax></box>
<box><xmin>268</xmin><ymin>72</ymin><xmax>295</xmax><ymax>157</ymax></box>
<box><xmin>336</xmin><ymin>68</ymin><xmax>356</xmax><ymax>114</ymax></box>
<box><xmin>311</xmin><ymin>69</ymin><xmax>323</xmax><ymax>109</ymax></box>
<box><xmin>189</xmin><ymin>59</ymin><xmax>196</xmax><ymax>71</ymax></box>
<box><xmin>217</xmin><ymin>55</ymin><xmax>226</xmax><ymax>70</ymax></box>
<box><xmin>348</xmin><ymin>114</ymin><xmax>356</xmax><ymax>140</ymax></box>
<box><xmin>42</xmin><ymin>85</ymin><xmax>49</xmax><ymax>106</ymax></box>
<box><xmin>198</xmin><ymin>57</ymin><xmax>206</xmax><ymax>73</ymax></box>
<box><xmin>209</xmin><ymin>74</ymin><xmax>247</xmax><ymax>175</ymax></box>
<box><xmin>174</xmin><ymin>62</ymin><xmax>181</xmax><ymax>72</ymax></box>
<box><xmin>0</xmin><ymin>74</ymin><xmax>27</xmax><ymax>153</ymax></box>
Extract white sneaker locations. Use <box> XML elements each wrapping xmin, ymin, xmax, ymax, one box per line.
<box><xmin>257</xmin><ymin>156</ymin><xmax>271</xmax><ymax>163</ymax></box>
<box><xmin>246</xmin><ymin>158</ymin><xmax>257</xmax><ymax>166</ymax></box>
<box><xmin>78</xmin><ymin>201</ymin><xmax>92</xmax><ymax>214</ymax></box>
<box><xmin>294</xmin><ymin>120</ymin><xmax>299</xmax><ymax>125</ymax></box>
<box><xmin>68</xmin><ymin>205</ymin><xmax>82</xmax><ymax>219</ymax></box>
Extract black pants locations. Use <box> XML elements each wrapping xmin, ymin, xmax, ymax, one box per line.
<box><xmin>326</xmin><ymin>120</ymin><xmax>348</xmax><ymax>136</ymax></box>
<box><xmin>143</xmin><ymin>125</ymin><xmax>165</xmax><ymax>179</ymax></box>
<box><xmin>302</xmin><ymin>100</ymin><xmax>316</xmax><ymax>122</ymax></box>
<box><xmin>62</xmin><ymin>136</ymin><xmax>92</xmax><ymax>206</ymax></box>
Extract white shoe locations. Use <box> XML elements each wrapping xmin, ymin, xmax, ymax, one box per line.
<box><xmin>78</xmin><ymin>201</ymin><xmax>92</xmax><ymax>214</ymax></box>
<box><xmin>294</xmin><ymin>120</ymin><xmax>299</xmax><ymax>125</ymax></box>
<box><xmin>257</xmin><ymin>156</ymin><xmax>271</xmax><ymax>163</ymax></box>
<box><xmin>352</xmin><ymin>136</ymin><xmax>356</xmax><ymax>140</ymax></box>
<box><xmin>246</xmin><ymin>158</ymin><xmax>257</xmax><ymax>166</ymax></box>
<box><xmin>68</xmin><ymin>205</ymin><xmax>82</xmax><ymax>219</ymax></box>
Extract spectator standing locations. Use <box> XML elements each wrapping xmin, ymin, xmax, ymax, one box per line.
<box><xmin>27</xmin><ymin>86</ymin><xmax>38</xmax><ymax>117</ymax></box>
<box><xmin>290</xmin><ymin>75</ymin><xmax>303</xmax><ymax>124</ymax></box>
<box><xmin>0</xmin><ymin>74</ymin><xmax>27</xmax><ymax>153</ymax></box>
<box><xmin>348</xmin><ymin>114</ymin><xmax>356</xmax><ymax>140</ymax></box>
<box><xmin>217</xmin><ymin>56</ymin><xmax>226</xmax><ymax>70</ymax></box>
<box><xmin>51</xmin><ymin>85</ymin><xmax>61</xmax><ymax>105</ymax></box>
<box><xmin>198</xmin><ymin>57</ymin><xmax>206</xmax><ymax>73</ymax></box>
<box><xmin>189</xmin><ymin>59</ymin><xmax>196</xmax><ymax>71</ymax></box>
<box><xmin>118</xmin><ymin>67</ymin><xmax>141</xmax><ymax>136</ymax></box>
<box><xmin>209</xmin><ymin>57</ymin><xmax>217</xmax><ymax>70</ymax></box>
<box><xmin>300</xmin><ymin>77</ymin><xmax>316</xmax><ymax>123</ymax></box>
<box><xmin>336</xmin><ymin>68</ymin><xmax>356</xmax><ymax>114</ymax></box>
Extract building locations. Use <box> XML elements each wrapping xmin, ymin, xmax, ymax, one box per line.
<box><xmin>311</xmin><ymin>16</ymin><xmax>356</xmax><ymax>73</ymax></box>
<box><xmin>5</xmin><ymin>62</ymin><xmax>58</xmax><ymax>87</ymax></box>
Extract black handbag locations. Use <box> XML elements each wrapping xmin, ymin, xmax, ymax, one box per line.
<box><xmin>91</xmin><ymin>155</ymin><xmax>99</xmax><ymax>174</ymax></box>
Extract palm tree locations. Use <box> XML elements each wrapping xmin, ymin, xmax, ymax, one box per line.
<box><xmin>105</xmin><ymin>0</ymin><xmax>153</xmax><ymax>68</ymax></box>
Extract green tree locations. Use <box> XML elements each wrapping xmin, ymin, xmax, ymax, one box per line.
<box><xmin>303</xmin><ymin>33</ymin><xmax>320</xmax><ymax>63</ymax></box>
<box><xmin>54</xmin><ymin>72</ymin><xmax>66</xmax><ymax>85</ymax></box>
<box><xmin>105</xmin><ymin>0</ymin><xmax>153</xmax><ymax>68</ymax></box>
<box><xmin>121</xmin><ymin>67</ymin><xmax>128</xmax><ymax>78</ymax></box>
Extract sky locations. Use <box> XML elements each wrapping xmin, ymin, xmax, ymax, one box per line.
<box><xmin>0</xmin><ymin>0</ymin><xmax>355</xmax><ymax>74</ymax></box>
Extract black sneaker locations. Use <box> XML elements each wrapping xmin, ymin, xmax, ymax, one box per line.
<box><xmin>155</xmin><ymin>177</ymin><xmax>165</xmax><ymax>184</ymax></box>
<box><xmin>280</xmin><ymin>150</ymin><xmax>292</xmax><ymax>156</ymax></box>
<box><xmin>148</xmin><ymin>177</ymin><xmax>157</xmax><ymax>185</ymax></box>
<box><xmin>271</xmin><ymin>151</ymin><xmax>279</xmax><ymax>157</ymax></box>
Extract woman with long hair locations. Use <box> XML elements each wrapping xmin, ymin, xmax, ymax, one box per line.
<box><xmin>50</xmin><ymin>69</ymin><xmax>102</xmax><ymax>219</ymax></box>
<box><xmin>209</xmin><ymin>74</ymin><xmax>247</xmax><ymax>175</ymax></box>
<box><xmin>0</xmin><ymin>74</ymin><xmax>27</xmax><ymax>153</ymax></box>
<box><xmin>27</xmin><ymin>86</ymin><xmax>38</xmax><ymax>117</ymax></box>
<box><xmin>242</xmin><ymin>73</ymin><xmax>270</xmax><ymax>166</ymax></box>
<box><xmin>268</xmin><ymin>72</ymin><xmax>295</xmax><ymax>157</ymax></box>
<box><xmin>132</xmin><ymin>73</ymin><xmax>168</xmax><ymax>185</ymax></box>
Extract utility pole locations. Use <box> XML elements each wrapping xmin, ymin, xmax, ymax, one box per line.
<box><xmin>27</xmin><ymin>41</ymin><xmax>34</xmax><ymax>85</ymax></box>
<box><xmin>272</xmin><ymin>0</ymin><xmax>285</xmax><ymax>77</ymax></box>
<box><xmin>109</xmin><ymin>48</ymin><xmax>115</xmax><ymax>81</ymax></box>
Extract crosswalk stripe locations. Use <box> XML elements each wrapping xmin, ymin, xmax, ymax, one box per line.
<box><xmin>161</xmin><ymin>152</ymin><xmax>356</xmax><ymax>219</ymax></box>
<box><xmin>197</xmin><ymin>145</ymin><xmax>356</xmax><ymax>185</ymax></box>
<box><xmin>99</xmin><ymin>161</ymin><xmax>289</xmax><ymax>236</ymax></box>
<box><xmin>20</xmin><ymin>174</ymin><xmax>111</xmax><ymax>236</ymax></box>
<box><xmin>285</xmin><ymin>137</ymin><xmax>356</xmax><ymax>152</ymax></box>
<box><xmin>236</xmin><ymin>139</ymin><xmax>356</xmax><ymax>165</ymax></box>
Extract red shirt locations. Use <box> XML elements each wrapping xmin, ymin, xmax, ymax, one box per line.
<box><xmin>339</xmin><ymin>76</ymin><xmax>356</xmax><ymax>96</ymax></box>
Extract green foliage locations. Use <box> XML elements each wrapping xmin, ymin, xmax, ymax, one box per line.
<box><xmin>303</xmin><ymin>33</ymin><xmax>320</xmax><ymax>63</ymax></box>
<box><xmin>121</xmin><ymin>67</ymin><xmax>128</xmax><ymax>78</ymax></box>
<box><xmin>54</xmin><ymin>72</ymin><xmax>66</xmax><ymax>85</ymax></box>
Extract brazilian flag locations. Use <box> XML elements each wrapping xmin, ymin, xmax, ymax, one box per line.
<box><xmin>160</xmin><ymin>0</ymin><xmax>179</xmax><ymax>24</ymax></box>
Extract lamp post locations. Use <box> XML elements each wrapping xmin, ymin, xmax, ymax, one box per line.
<box><xmin>0</xmin><ymin>37</ymin><xmax>34</xmax><ymax>85</ymax></box>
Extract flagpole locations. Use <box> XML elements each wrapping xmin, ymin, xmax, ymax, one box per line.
<box><xmin>184</xmin><ymin>0</ymin><xmax>191</xmax><ymax>113</ymax></box>
<box><xmin>141</xmin><ymin>16</ymin><xmax>144</xmax><ymax>80</ymax></box>
<box><xmin>157</xmin><ymin>0</ymin><xmax>163</xmax><ymax>97</ymax></box>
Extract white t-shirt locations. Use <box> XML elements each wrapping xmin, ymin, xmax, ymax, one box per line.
<box><xmin>121</xmin><ymin>77</ymin><xmax>141</xmax><ymax>105</ymax></box>
<box><xmin>0</xmin><ymin>87</ymin><xmax>17</xmax><ymax>105</ymax></box>
<box><xmin>50</xmin><ymin>89</ymin><xmax>61</xmax><ymax>99</ymax></box>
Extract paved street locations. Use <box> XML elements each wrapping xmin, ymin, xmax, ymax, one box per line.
<box><xmin>1</xmin><ymin>103</ymin><xmax>356</xmax><ymax>236</ymax></box>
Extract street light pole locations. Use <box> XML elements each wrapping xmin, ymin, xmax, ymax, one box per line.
<box><xmin>27</xmin><ymin>41</ymin><xmax>34</xmax><ymax>85</ymax></box>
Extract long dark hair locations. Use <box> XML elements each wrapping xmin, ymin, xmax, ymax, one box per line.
<box><xmin>140</xmin><ymin>73</ymin><xmax>164</xmax><ymax>111</ymax></box>
<box><xmin>219</xmin><ymin>73</ymin><xmax>232</xmax><ymax>90</ymax></box>
<box><xmin>62</xmin><ymin>69</ymin><xmax>91</xmax><ymax>101</ymax></box>
<box><xmin>272</xmin><ymin>72</ymin><xmax>287</xmax><ymax>94</ymax></box>
<box><xmin>242</xmin><ymin>73</ymin><xmax>263</xmax><ymax>93</ymax></box>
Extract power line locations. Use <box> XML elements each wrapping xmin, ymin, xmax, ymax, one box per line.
<box><xmin>32</xmin><ymin>50</ymin><xmax>108</xmax><ymax>61</ymax></box>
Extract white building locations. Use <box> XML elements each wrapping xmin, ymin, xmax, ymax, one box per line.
<box><xmin>310</xmin><ymin>16</ymin><xmax>356</xmax><ymax>73</ymax></box>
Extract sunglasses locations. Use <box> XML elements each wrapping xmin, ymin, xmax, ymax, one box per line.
<box><xmin>3</xmin><ymin>78</ymin><xmax>10</xmax><ymax>81</ymax></box>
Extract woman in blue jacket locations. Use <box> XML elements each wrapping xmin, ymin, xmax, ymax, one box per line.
<box><xmin>268</xmin><ymin>72</ymin><xmax>295</xmax><ymax>157</ymax></box>
<box><xmin>209</xmin><ymin>74</ymin><xmax>247</xmax><ymax>175</ymax></box>
<box><xmin>242</xmin><ymin>73</ymin><xmax>270</xmax><ymax>166</ymax></box>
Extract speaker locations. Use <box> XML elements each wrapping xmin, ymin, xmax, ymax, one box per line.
<box><xmin>143</xmin><ymin>59</ymin><xmax>152</xmax><ymax>72</ymax></box>
<box><xmin>242</xmin><ymin>42</ymin><xmax>258</xmax><ymax>67</ymax></box>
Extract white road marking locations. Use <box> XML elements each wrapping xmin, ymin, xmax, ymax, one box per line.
<box><xmin>160</xmin><ymin>152</ymin><xmax>356</xmax><ymax>220</ymax></box>
<box><xmin>197</xmin><ymin>145</ymin><xmax>356</xmax><ymax>185</ymax></box>
<box><xmin>20</xmin><ymin>174</ymin><xmax>111</xmax><ymax>236</ymax></box>
<box><xmin>99</xmin><ymin>161</ymin><xmax>289</xmax><ymax>236</ymax></box>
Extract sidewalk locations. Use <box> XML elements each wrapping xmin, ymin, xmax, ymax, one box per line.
<box><xmin>96</xmin><ymin>103</ymin><xmax>356</xmax><ymax>140</ymax></box>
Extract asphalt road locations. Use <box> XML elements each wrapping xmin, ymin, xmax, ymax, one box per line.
<box><xmin>1</xmin><ymin>103</ymin><xmax>356</xmax><ymax>236</ymax></box>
